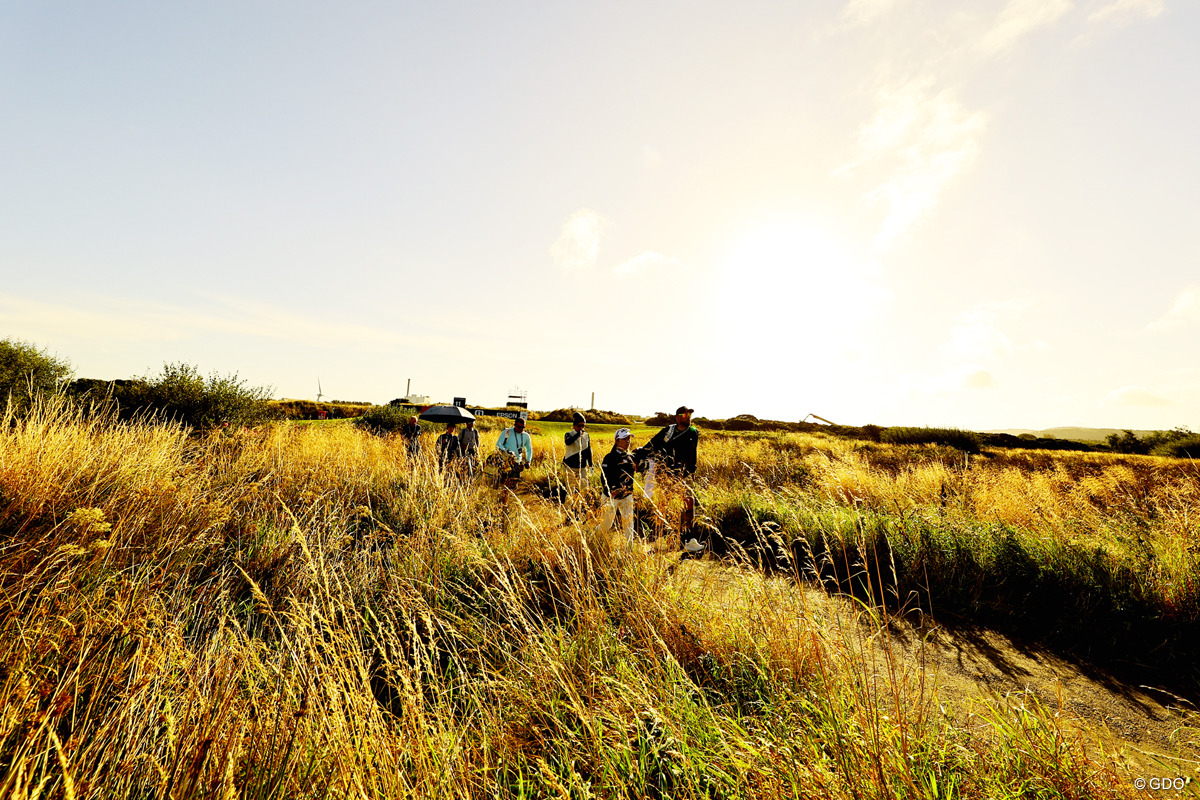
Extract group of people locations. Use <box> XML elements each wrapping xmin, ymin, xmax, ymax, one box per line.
<box><xmin>558</xmin><ymin>405</ymin><xmax>701</xmax><ymax>553</ymax></box>
<box><xmin>400</xmin><ymin>414</ymin><xmax>526</xmax><ymax>480</ymax></box>
<box><xmin>401</xmin><ymin>405</ymin><xmax>703</xmax><ymax>552</ymax></box>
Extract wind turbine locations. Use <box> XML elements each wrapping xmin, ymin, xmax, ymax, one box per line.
<box><xmin>317</xmin><ymin>378</ymin><xmax>324</xmax><ymax>403</ymax></box>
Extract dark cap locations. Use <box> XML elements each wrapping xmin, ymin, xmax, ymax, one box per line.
<box><xmin>572</xmin><ymin>411</ymin><xmax>586</xmax><ymax>424</ymax></box>
<box><xmin>675</xmin><ymin>405</ymin><xmax>694</xmax><ymax>415</ymax></box>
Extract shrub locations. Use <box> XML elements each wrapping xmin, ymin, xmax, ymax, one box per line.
<box><xmin>0</xmin><ymin>338</ymin><xmax>73</xmax><ymax>415</ymax></box>
<box><xmin>269</xmin><ymin>400</ymin><xmax>372</xmax><ymax>420</ymax></box>
<box><xmin>66</xmin><ymin>378</ymin><xmax>148</xmax><ymax>419</ymax></box>
<box><xmin>92</xmin><ymin>363</ymin><xmax>272</xmax><ymax>431</ymax></box>
<box><xmin>643</xmin><ymin>411</ymin><xmax>674</xmax><ymax>426</ymax></box>
<box><xmin>355</xmin><ymin>404</ymin><xmax>413</xmax><ymax>434</ymax></box>
<box><xmin>1151</xmin><ymin>434</ymin><xmax>1200</xmax><ymax>459</ymax></box>
<box><xmin>858</xmin><ymin>424</ymin><xmax>883</xmax><ymax>442</ymax></box>
<box><xmin>1105</xmin><ymin>430</ymin><xmax>1147</xmax><ymax>454</ymax></box>
<box><xmin>724</xmin><ymin>414</ymin><xmax>762</xmax><ymax>432</ymax></box>
<box><xmin>536</xmin><ymin>408</ymin><xmax>631</xmax><ymax>424</ymax></box>
<box><xmin>879</xmin><ymin>426</ymin><xmax>981</xmax><ymax>453</ymax></box>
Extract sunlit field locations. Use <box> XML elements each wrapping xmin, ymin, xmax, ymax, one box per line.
<box><xmin>2</xmin><ymin>400</ymin><xmax>1196</xmax><ymax>798</ymax></box>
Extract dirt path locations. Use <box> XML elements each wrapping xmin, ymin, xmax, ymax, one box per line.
<box><xmin>527</xmin><ymin>486</ymin><xmax>1199</xmax><ymax>786</ymax></box>
<box><xmin>659</xmin><ymin>552</ymin><xmax>1199</xmax><ymax>787</ymax></box>
<box><xmin>890</xmin><ymin>619</ymin><xmax>1198</xmax><ymax>782</ymax></box>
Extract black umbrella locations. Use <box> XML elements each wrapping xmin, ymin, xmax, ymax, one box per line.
<box><xmin>418</xmin><ymin>405</ymin><xmax>476</xmax><ymax>424</ymax></box>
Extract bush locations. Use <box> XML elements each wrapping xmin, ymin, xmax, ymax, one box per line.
<box><xmin>723</xmin><ymin>414</ymin><xmax>762</xmax><ymax>432</ymax></box>
<box><xmin>270</xmin><ymin>400</ymin><xmax>372</xmax><ymax>420</ymax></box>
<box><xmin>150</xmin><ymin>363</ymin><xmax>271</xmax><ymax>430</ymax></box>
<box><xmin>1151</xmin><ymin>434</ymin><xmax>1200</xmax><ymax>459</ymax></box>
<box><xmin>0</xmin><ymin>338</ymin><xmax>73</xmax><ymax>415</ymax></box>
<box><xmin>879</xmin><ymin>426</ymin><xmax>981</xmax><ymax>454</ymax></box>
<box><xmin>536</xmin><ymin>408</ymin><xmax>631</xmax><ymax>424</ymax></box>
<box><xmin>1105</xmin><ymin>430</ymin><xmax>1147</xmax><ymax>455</ymax></box>
<box><xmin>354</xmin><ymin>404</ymin><xmax>413</xmax><ymax>434</ymax></box>
<box><xmin>1106</xmin><ymin>428</ymin><xmax>1196</xmax><ymax>457</ymax></box>
<box><xmin>78</xmin><ymin>364</ymin><xmax>272</xmax><ymax>431</ymax></box>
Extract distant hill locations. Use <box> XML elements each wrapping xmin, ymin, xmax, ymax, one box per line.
<box><xmin>986</xmin><ymin>427</ymin><xmax>1160</xmax><ymax>443</ymax></box>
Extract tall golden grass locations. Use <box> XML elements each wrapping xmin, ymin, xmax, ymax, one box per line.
<box><xmin>0</xmin><ymin>400</ymin><xmax>1165</xmax><ymax>797</ymax></box>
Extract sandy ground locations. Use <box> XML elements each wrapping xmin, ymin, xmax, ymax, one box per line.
<box><xmin>892</xmin><ymin>619</ymin><xmax>1199</xmax><ymax>784</ymax></box>
<box><xmin>538</xmin><ymin>487</ymin><xmax>1199</xmax><ymax>790</ymax></box>
<box><xmin>659</xmin><ymin>551</ymin><xmax>1200</xmax><ymax>790</ymax></box>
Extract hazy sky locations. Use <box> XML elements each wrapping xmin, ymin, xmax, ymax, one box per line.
<box><xmin>3</xmin><ymin>0</ymin><xmax>1197</xmax><ymax>429</ymax></box>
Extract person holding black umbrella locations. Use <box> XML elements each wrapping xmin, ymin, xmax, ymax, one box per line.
<box><xmin>437</xmin><ymin>423</ymin><xmax>462</xmax><ymax>470</ymax></box>
<box><xmin>458</xmin><ymin>419</ymin><xmax>480</xmax><ymax>477</ymax></box>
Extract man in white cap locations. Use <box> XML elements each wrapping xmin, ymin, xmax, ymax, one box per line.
<box><xmin>594</xmin><ymin>427</ymin><xmax>638</xmax><ymax>544</ymax></box>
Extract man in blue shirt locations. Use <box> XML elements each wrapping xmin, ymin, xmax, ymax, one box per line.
<box><xmin>496</xmin><ymin>416</ymin><xmax>533</xmax><ymax>463</ymax></box>
<box><xmin>494</xmin><ymin>415</ymin><xmax>533</xmax><ymax>498</ymax></box>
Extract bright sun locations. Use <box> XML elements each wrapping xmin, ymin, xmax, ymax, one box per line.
<box><xmin>717</xmin><ymin>219</ymin><xmax>886</xmax><ymax>335</ymax></box>
<box><xmin>724</xmin><ymin>220</ymin><xmax>862</xmax><ymax>299</ymax></box>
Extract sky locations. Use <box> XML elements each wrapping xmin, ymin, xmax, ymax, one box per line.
<box><xmin>2</xmin><ymin>0</ymin><xmax>1198</xmax><ymax>430</ymax></box>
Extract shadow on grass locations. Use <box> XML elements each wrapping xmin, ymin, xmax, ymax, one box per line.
<box><xmin>699</xmin><ymin>502</ymin><xmax>1200</xmax><ymax>708</ymax></box>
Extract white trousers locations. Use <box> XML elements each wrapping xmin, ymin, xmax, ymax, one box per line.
<box><xmin>563</xmin><ymin>467</ymin><xmax>591</xmax><ymax>494</ymax></box>
<box><xmin>594</xmin><ymin>494</ymin><xmax>635</xmax><ymax>542</ymax></box>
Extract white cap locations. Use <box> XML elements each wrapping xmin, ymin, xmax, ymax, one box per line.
<box><xmin>614</xmin><ymin>428</ymin><xmax>632</xmax><ymax>440</ymax></box>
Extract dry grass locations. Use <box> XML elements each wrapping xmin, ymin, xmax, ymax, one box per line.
<box><xmin>0</xmin><ymin>400</ymin><xmax>1164</xmax><ymax>797</ymax></box>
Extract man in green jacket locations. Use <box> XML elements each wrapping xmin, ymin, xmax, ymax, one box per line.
<box><xmin>638</xmin><ymin>405</ymin><xmax>701</xmax><ymax>552</ymax></box>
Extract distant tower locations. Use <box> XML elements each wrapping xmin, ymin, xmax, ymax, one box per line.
<box><xmin>506</xmin><ymin>386</ymin><xmax>528</xmax><ymax>409</ymax></box>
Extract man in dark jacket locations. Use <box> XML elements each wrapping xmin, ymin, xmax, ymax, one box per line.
<box><xmin>562</xmin><ymin>411</ymin><xmax>593</xmax><ymax>494</ymax></box>
<box><xmin>594</xmin><ymin>428</ymin><xmax>638</xmax><ymax>543</ymax></box>
<box><xmin>637</xmin><ymin>405</ymin><xmax>702</xmax><ymax>551</ymax></box>
<box><xmin>642</xmin><ymin>405</ymin><xmax>699</xmax><ymax>476</ymax></box>
<box><xmin>458</xmin><ymin>419</ymin><xmax>480</xmax><ymax>478</ymax></box>
<box><xmin>402</xmin><ymin>415</ymin><xmax>422</xmax><ymax>458</ymax></box>
<box><xmin>436</xmin><ymin>423</ymin><xmax>462</xmax><ymax>470</ymax></box>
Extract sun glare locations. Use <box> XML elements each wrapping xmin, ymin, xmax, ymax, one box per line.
<box><xmin>717</xmin><ymin>220</ymin><xmax>886</xmax><ymax>334</ymax></box>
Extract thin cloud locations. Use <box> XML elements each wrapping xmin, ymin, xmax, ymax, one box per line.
<box><xmin>908</xmin><ymin>364</ymin><xmax>997</xmax><ymax>395</ymax></box>
<box><xmin>842</xmin><ymin>82</ymin><xmax>987</xmax><ymax>250</ymax></box>
<box><xmin>1104</xmin><ymin>385</ymin><xmax>1174</xmax><ymax>407</ymax></box>
<box><xmin>962</xmin><ymin>367</ymin><xmax>996</xmax><ymax>390</ymax></box>
<box><xmin>1148</xmin><ymin>286</ymin><xmax>1200</xmax><ymax>331</ymax></box>
<box><xmin>550</xmin><ymin>208</ymin><xmax>609</xmax><ymax>271</ymax></box>
<box><xmin>614</xmin><ymin>251</ymin><xmax>679</xmax><ymax>276</ymax></box>
<box><xmin>1089</xmin><ymin>0</ymin><xmax>1165</xmax><ymax>27</ymax></box>
<box><xmin>916</xmin><ymin>300</ymin><xmax>1043</xmax><ymax>393</ymax></box>
<box><xmin>641</xmin><ymin>145</ymin><xmax>663</xmax><ymax>170</ymax></box>
<box><xmin>940</xmin><ymin>300</ymin><xmax>1034</xmax><ymax>362</ymax></box>
<box><xmin>840</xmin><ymin>0</ymin><xmax>903</xmax><ymax>28</ymax></box>
<box><xmin>978</xmin><ymin>0</ymin><xmax>1075</xmax><ymax>57</ymax></box>
<box><xmin>0</xmin><ymin>292</ymin><xmax>412</xmax><ymax>351</ymax></box>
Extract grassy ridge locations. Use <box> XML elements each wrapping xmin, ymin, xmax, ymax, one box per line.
<box><xmin>0</xmin><ymin>399</ymin><xmax>1169</xmax><ymax>797</ymax></box>
<box><xmin>690</xmin><ymin>432</ymin><xmax>1200</xmax><ymax>694</ymax></box>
